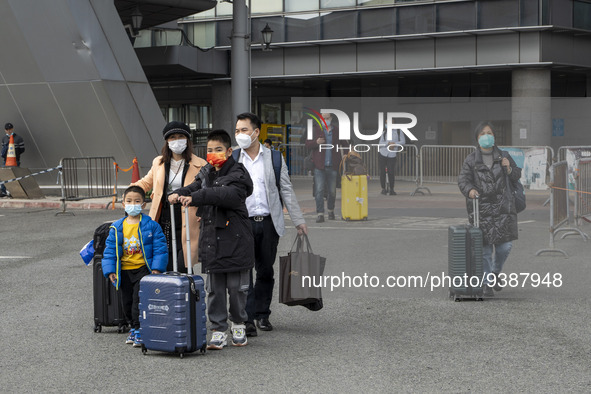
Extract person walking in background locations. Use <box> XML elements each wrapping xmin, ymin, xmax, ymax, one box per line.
<box><xmin>378</xmin><ymin>127</ymin><xmax>405</xmax><ymax>195</ymax></box>
<box><xmin>1</xmin><ymin>122</ymin><xmax>25</xmax><ymax>197</ymax></box>
<box><xmin>458</xmin><ymin>122</ymin><xmax>521</xmax><ymax>297</ymax></box>
<box><xmin>305</xmin><ymin>112</ymin><xmax>348</xmax><ymax>223</ymax></box>
<box><xmin>132</xmin><ymin>121</ymin><xmax>207</xmax><ymax>273</ymax></box>
<box><xmin>234</xmin><ymin>112</ymin><xmax>307</xmax><ymax>337</ymax></box>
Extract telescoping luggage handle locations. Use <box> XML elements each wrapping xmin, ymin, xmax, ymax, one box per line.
<box><xmin>169</xmin><ymin>203</ymin><xmax>179</xmax><ymax>272</ymax></box>
<box><xmin>472</xmin><ymin>196</ymin><xmax>479</xmax><ymax>228</ymax></box>
<box><xmin>168</xmin><ymin>203</ymin><xmax>194</xmax><ymax>275</ymax></box>
<box><xmin>166</xmin><ymin>203</ymin><xmax>199</xmax><ymax>300</ymax></box>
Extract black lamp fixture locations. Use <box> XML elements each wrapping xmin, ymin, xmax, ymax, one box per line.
<box><xmin>131</xmin><ymin>5</ymin><xmax>143</xmax><ymax>33</ymax></box>
<box><xmin>261</xmin><ymin>23</ymin><xmax>273</xmax><ymax>51</ymax></box>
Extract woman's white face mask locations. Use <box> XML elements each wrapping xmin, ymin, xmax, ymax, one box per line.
<box><xmin>168</xmin><ymin>139</ymin><xmax>187</xmax><ymax>154</ymax></box>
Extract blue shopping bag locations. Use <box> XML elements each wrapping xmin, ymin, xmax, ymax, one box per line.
<box><xmin>79</xmin><ymin>239</ymin><xmax>95</xmax><ymax>265</ymax></box>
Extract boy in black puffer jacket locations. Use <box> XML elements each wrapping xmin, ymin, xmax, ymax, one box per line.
<box><xmin>169</xmin><ymin>129</ymin><xmax>254</xmax><ymax>350</ymax></box>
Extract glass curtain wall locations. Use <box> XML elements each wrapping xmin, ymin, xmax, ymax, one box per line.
<box><xmin>175</xmin><ymin>0</ymin><xmax>565</xmax><ymax>47</ymax></box>
<box><xmin>160</xmin><ymin>105</ymin><xmax>212</xmax><ymax>144</ymax></box>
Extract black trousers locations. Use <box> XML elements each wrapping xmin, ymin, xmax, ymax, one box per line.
<box><xmin>378</xmin><ymin>155</ymin><xmax>397</xmax><ymax>192</ymax></box>
<box><xmin>246</xmin><ymin>216</ymin><xmax>280</xmax><ymax>322</ymax></box>
<box><xmin>120</xmin><ymin>265</ymin><xmax>150</xmax><ymax>330</ymax></box>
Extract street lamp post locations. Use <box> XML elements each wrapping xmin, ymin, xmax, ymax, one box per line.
<box><xmin>231</xmin><ymin>2</ymin><xmax>274</xmax><ymax>121</ymax></box>
<box><xmin>131</xmin><ymin>5</ymin><xmax>143</xmax><ymax>35</ymax></box>
<box><xmin>231</xmin><ymin>0</ymin><xmax>250</xmax><ymax>120</ymax></box>
<box><xmin>261</xmin><ymin>23</ymin><xmax>273</xmax><ymax>51</ymax></box>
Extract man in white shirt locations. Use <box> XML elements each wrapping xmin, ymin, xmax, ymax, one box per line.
<box><xmin>234</xmin><ymin>112</ymin><xmax>308</xmax><ymax>337</ymax></box>
<box><xmin>378</xmin><ymin>128</ymin><xmax>405</xmax><ymax>195</ymax></box>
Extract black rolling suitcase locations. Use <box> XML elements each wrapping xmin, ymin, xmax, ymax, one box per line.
<box><xmin>92</xmin><ymin>222</ymin><xmax>127</xmax><ymax>332</ymax></box>
<box><xmin>139</xmin><ymin>205</ymin><xmax>207</xmax><ymax>358</ymax></box>
<box><xmin>448</xmin><ymin>198</ymin><xmax>484</xmax><ymax>302</ymax></box>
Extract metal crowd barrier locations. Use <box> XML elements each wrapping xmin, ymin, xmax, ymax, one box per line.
<box><xmin>280</xmin><ymin>143</ymin><xmax>307</xmax><ymax>176</ymax></box>
<box><xmin>557</xmin><ymin>146</ymin><xmax>591</xmax><ymax>162</ymax></box>
<box><xmin>499</xmin><ymin>145</ymin><xmax>554</xmax><ymax>191</ymax></box>
<box><xmin>535</xmin><ymin>161</ymin><xmax>587</xmax><ymax>258</ymax></box>
<box><xmin>393</xmin><ymin>144</ymin><xmax>419</xmax><ymax>184</ymax></box>
<box><xmin>195</xmin><ymin>141</ymin><xmax>557</xmax><ymax>196</ymax></box>
<box><xmin>58</xmin><ymin>157</ymin><xmax>117</xmax><ymax>215</ymax></box>
<box><xmin>574</xmin><ymin>158</ymin><xmax>591</xmax><ymax>227</ymax></box>
<box><xmin>418</xmin><ymin>144</ymin><xmax>476</xmax><ymax>185</ymax></box>
<box><xmin>278</xmin><ymin>143</ymin><xmax>421</xmax><ymax>186</ymax></box>
<box><xmin>557</xmin><ymin>145</ymin><xmax>591</xmax><ymax>195</ymax></box>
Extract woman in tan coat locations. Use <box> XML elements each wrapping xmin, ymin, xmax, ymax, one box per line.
<box><xmin>133</xmin><ymin>121</ymin><xmax>207</xmax><ymax>273</ymax></box>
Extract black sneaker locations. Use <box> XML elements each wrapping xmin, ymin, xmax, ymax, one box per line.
<box><xmin>316</xmin><ymin>215</ymin><xmax>324</xmax><ymax>223</ymax></box>
<box><xmin>256</xmin><ymin>318</ymin><xmax>273</xmax><ymax>331</ymax></box>
<box><xmin>381</xmin><ymin>189</ymin><xmax>387</xmax><ymax>195</ymax></box>
<box><xmin>483</xmin><ymin>286</ymin><xmax>494</xmax><ymax>297</ymax></box>
<box><xmin>245</xmin><ymin>321</ymin><xmax>257</xmax><ymax>337</ymax></box>
<box><xmin>328</xmin><ymin>211</ymin><xmax>335</xmax><ymax>220</ymax></box>
<box><xmin>389</xmin><ymin>191</ymin><xmax>397</xmax><ymax>195</ymax></box>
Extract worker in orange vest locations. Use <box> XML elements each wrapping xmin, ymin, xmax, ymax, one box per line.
<box><xmin>1</xmin><ymin>122</ymin><xmax>26</xmax><ymax>197</ymax></box>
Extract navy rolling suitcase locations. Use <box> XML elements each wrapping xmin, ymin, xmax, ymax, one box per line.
<box><xmin>139</xmin><ymin>205</ymin><xmax>207</xmax><ymax>357</ymax></box>
<box><xmin>448</xmin><ymin>198</ymin><xmax>484</xmax><ymax>302</ymax></box>
<box><xmin>92</xmin><ymin>222</ymin><xmax>127</xmax><ymax>333</ymax></box>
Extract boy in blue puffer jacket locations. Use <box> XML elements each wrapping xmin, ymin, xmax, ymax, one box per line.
<box><xmin>102</xmin><ymin>186</ymin><xmax>168</xmax><ymax>347</ymax></box>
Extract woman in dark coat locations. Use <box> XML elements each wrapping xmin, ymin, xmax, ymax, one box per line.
<box><xmin>458</xmin><ymin>122</ymin><xmax>522</xmax><ymax>296</ymax></box>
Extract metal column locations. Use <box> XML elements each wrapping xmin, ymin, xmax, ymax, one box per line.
<box><xmin>231</xmin><ymin>0</ymin><xmax>250</xmax><ymax>119</ymax></box>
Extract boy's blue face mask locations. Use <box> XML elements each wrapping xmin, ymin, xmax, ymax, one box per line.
<box><xmin>125</xmin><ymin>204</ymin><xmax>142</xmax><ymax>217</ymax></box>
<box><xmin>478</xmin><ymin>134</ymin><xmax>494</xmax><ymax>149</ymax></box>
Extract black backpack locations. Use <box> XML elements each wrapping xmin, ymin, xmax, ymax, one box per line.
<box><xmin>93</xmin><ymin>222</ymin><xmax>113</xmax><ymax>259</ymax></box>
<box><xmin>232</xmin><ymin>148</ymin><xmax>282</xmax><ymax>189</ymax></box>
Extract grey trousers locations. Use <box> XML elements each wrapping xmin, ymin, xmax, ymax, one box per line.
<box><xmin>206</xmin><ymin>270</ymin><xmax>250</xmax><ymax>332</ymax></box>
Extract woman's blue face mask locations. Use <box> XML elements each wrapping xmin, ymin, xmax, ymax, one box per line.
<box><xmin>478</xmin><ymin>134</ymin><xmax>494</xmax><ymax>149</ymax></box>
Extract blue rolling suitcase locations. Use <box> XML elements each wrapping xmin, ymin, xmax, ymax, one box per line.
<box><xmin>139</xmin><ymin>205</ymin><xmax>207</xmax><ymax>357</ymax></box>
<box><xmin>448</xmin><ymin>198</ymin><xmax>484</xmax><ymax>302</ymax></box>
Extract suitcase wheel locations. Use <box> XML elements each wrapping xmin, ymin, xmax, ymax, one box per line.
<box><xmin>179</xmin><ymin>353</ymin><xmax>184</xmax><ymax>359</ymax></box>
<box><xmin>477</xmin><ymin>297</ymin><xmax>484</xmax><ymax>301</ymax></box>
<box><xmin>141</xmin><ymin>344</ymin><xmax>147</xmax><ymax>355</ymax></box>
<box><xmin>117</xmin><ymin>325</ymin><xmax>125</xmax><ymax>334</ymax></box>
<box><xmin>94</xmin><ymin>324</ymin><xmax>101</xmax><ymax>333</ymax></box>
<box><xmin>200</xmin><ymin>344</ymin><xmax>207</xmax><ymax>354</ymax></box>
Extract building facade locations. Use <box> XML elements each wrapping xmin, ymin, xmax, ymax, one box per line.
<box><xmin>134</xmin><ymin>0</ymin><xmax>591</xmax><ymax>149</ymax></box>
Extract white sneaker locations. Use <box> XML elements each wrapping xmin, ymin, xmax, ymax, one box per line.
<box><xmin>207</xmin><ymin>331</ymin><xmax>227</xmax><ymax>350</ymax></box>
<box><xmin>231</xmin><ymin>324</ymin><xmax>248</xmax><ymax>347</ymax></box>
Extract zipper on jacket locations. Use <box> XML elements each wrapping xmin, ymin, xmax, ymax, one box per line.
<box><xmin>110</xmin><ymin>225</ymin><xmax>120</xmax><ymax>291</ymax></box>
<box><xmin>137</xmin><ymin>214</ymin><xmax>152</xmax><ymax>273</ymax></box>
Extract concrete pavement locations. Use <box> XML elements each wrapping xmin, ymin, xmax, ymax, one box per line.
<box><xmin>1</xmin><ymin>178</ymin><xmax>590</xmax><ymax>392</ymax></box>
